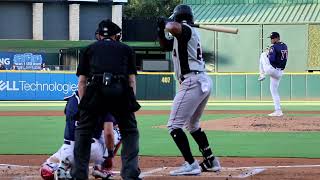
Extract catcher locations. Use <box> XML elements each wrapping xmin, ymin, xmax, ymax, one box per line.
<box><xmin>40</xmin><ymin>91</ymin><xmax>121</xmax><ymax>180</ymax></box>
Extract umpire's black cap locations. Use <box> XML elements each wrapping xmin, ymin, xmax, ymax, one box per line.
<box><xmin>269</xmin><ymin>32</ymin><xmax>280</xmax><ymax>39</ymax></box>
<box><xmin>98</xmin><ymin>19</ymin><xmax>121</xmax><ymax>37</ymax></box>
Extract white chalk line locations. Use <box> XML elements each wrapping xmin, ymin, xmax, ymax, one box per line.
<box><xmin>0</xmin><ymin>164</ymin><xmax>32</xmax><ymax>168</ymax></box>
<box><xmin>235</xmin><ymin>168</ymin><xmax>265</xmax><ymax>178</ymax></box>
<box><xmin>139</xmin><ymin>167</ymin><xmax>167</xmax><ymax>178</ymax></box>
<box><xmin>230</xmin><ymin>164</ymin><xmax>320</xmax><ymax>169</ymax></box>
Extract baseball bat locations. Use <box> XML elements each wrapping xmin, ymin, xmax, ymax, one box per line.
<box><xmin>191</xmin><ymin>24</ymin><xmax>238</xmax><ymax>34</ymax></box>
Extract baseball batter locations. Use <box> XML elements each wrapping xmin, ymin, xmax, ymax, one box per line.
<box><xmin>258</xmin><ymin>32</ymin><xmax>288</xmax><ymax>116</ymax></box>
<box><xmin>40</xmin><ymin>91</ymin><xmax>121</xmax><ymax>180</ymax></box>
<box><xmin>158</xmin><ymin>4</ymin><xmax>221</xmax><ymax>176</ymax></box>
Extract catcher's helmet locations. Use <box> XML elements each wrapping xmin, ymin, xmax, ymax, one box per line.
<box><xmin>40</xmin><ymin>163</ymin><xmax>58</xmax><ymax>180</ymax></box>
<box><xmin>98</xmin><ymin>19</ymin><xmax>121</xmax><ymax>37</ymax></box>
<box><xmin>171</xmin><ymin>4</ymin><xmax>194</xmax><ymax>23</ymax></box>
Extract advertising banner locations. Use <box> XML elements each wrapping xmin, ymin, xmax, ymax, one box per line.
<box><xmin>0</xmin><ymin>72</ymin><xmax>78</xmax><ymax>100</ymax></box>
<box><xmin>0</xmin><ymin>52</ymin><xmax>44</xmax><ymax>70</ymax></box>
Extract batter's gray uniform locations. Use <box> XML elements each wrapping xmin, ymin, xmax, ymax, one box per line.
<box><xmin>167</xmin><ymin>23</ymin><xmax>212</xmax><ymax>133</ymax></box>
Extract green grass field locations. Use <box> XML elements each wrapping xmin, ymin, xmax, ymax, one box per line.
<box><xmin>0</xmin><ymin>101</ymin><xmax>319</xmax><ymax>158</ymax></box>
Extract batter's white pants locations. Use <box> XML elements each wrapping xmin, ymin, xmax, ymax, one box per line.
<box><xmin>167</xmin><ymin>73</ymin><xmax>212</xmax><ymax>133</ymax></box>
<box><xmin>259</xmin><ymin>52</ymin><xmax>283</xmax><ymax>111</ymax></box>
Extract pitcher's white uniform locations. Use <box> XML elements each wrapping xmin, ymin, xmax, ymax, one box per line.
<box><xmin>259</xmin><ymin>41</ymin><xmax>288</xmax><ymax>116</ymax></box>
<box><xmin>259</xmin><ymin>51</ymin><xmax>283</xmax><ymax>111</ymax></box>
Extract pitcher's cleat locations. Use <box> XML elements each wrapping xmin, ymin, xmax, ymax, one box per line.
<box><xmin>268</xmin><ymin>110</ymin><xmax>283</xmax><ymax>117</ymax></box>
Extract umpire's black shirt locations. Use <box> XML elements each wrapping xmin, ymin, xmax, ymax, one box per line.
<box><xmin>77</xmin><ymin>39</ymin><xmax>137</xmax><ymax>77</ymax></box>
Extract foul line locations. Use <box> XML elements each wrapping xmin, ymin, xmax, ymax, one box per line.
<box><xmin>235</xmin><ymin>164</ymin><xmax>320</xmax><ymax>169</ymax></box>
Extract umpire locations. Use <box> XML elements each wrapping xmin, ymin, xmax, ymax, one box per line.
<box><xmin>72</xmin><ymin>19</ymin><xmax>141</xmax><ymax>180</ymax></box>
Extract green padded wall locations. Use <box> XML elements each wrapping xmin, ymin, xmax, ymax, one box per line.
<box><xmin>231</xmin><ymin>75</ymin><xmax>246</xmax><ymax>100</ymax></box>
<box><xmin>246</xmin><ymin>75</ymin><xmax>261</xmax><ymax>100</ymax></box>
<box><xmin>135</xmin><ymin>73</ymin><xmax>319</xmax><ymax>101</ymax></box>
<box><xmin>291</xmin><ymin>75</ymin><xmax>306</xmax><ymax>99</ymax></box>
<box><xmin>206</xmin><ymin>73</ymin><xmax>320</xmax><ymax>101</ymax></box>
<box><xmin>136</xmin><ymin>73</ymin><xmax>175</xmax><ymax>100</ymax></box>
<box><xmin>306</xmin><ymin>74</ymin><xmax>320</xmax><ymax>100</ymax></box>
<box><xmin>216</xmin><ymin>75</ymin><xmax>231</xmax><ymax>100</ymax></box>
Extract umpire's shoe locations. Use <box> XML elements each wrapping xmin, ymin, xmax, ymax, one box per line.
<box><xmin>200</xmin><ymin>157</ymin><xmax>221</xmax><ymax>172</ymax></box>
<box><xmin>169</xmin><ymin>161</ymin><xmax>201</xmax><ymax>176</ymax></box>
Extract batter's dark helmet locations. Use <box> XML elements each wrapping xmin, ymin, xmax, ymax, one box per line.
<box><xmin>98</xmin><ymin>19</ymin><xmax>121</xmax><ymax>37</ymax></box>
<box><xmin>171</xmin><ymin>4</ymin><xmax>194</xmax><ymax>23</ymax></box>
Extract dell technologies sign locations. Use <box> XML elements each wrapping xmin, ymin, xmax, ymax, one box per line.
<box><xmin>0</xmin><ymin>80</ymin><xmax>77</xmax><ymax>94</ymax></box>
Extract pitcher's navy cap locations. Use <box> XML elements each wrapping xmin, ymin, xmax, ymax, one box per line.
<box><xmin>269</xmin><ymin>32</ymin><xmax>280</xmax><ymax>39</ymax></box>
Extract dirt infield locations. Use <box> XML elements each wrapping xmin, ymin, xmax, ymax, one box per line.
<box><xmin>0</xmin><ymin>155</ymin><xmax>320</xmax><ymax>179</ymax></box>
<box><xmin>0</xmin><ymin>110</ymin><xmax>320</xmax><ymax>179</ymax></box>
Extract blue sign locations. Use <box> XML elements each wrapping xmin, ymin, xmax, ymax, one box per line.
<box><xmin>0</xmin><ymin>72</ymin><xmax>78</xmax><ymax>100</ymax></box>
<box><xmin>0</xmin><ymin>52</ymin><xmax>44</xmax><ymax>70</ymax></box>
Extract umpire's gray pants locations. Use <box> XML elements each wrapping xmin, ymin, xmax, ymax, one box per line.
<box><xmin>72</xmin><ymin>110</ymin><xmax>140</xmax><ymax>180</ymax></box>
<box><xmin>120</xmin><ymin>128</ymin><xmax>140</xmax><ymax>180</ymax></box>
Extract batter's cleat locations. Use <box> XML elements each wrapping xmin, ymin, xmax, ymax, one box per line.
<box><xmin>92</xmin><ymin>165</ymin><xmax>113</xmax><ymax>179</ymax></box>
<box><xmin>258</xmin><ymin>75</ymin><xmax>266</xmax><ymax>81</ymax></box>
<box><xmin>169</xmin><ymin>161</ymin><xmax>201</xmax><ymax>176</ymax></box>
<box><xmin>268</xmin><ymin>110</ymin><xmax>283</xmax><ymax>117</ymax></box>
<box><xmin>200</xmin><ymin>157</ymin><xmax>221</xmax><ymax>172</ymax></box>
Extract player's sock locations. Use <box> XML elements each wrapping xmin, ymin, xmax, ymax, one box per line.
<box><xmin>170</xmin><ymin>128</ymin><xmax>195</xmax><ymax>165</ymax></box>
<box><xmin>191</xmin><ymin>128</ymin><xmax>215</xmax><ymax>160</ymax></box>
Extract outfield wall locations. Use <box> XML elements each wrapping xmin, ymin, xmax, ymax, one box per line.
<box><xmin>209</xmin><ymin>73</ymin><xmax>320</xmax><ymax>101</ymax></box>
<box><xmin>0</xmin><ymin>71</ymin><xmax>175</xmax><ymax>100</ymax></box>
<box><xmin>0</xmin><ymin>71</ymin><xmax>319</xmax><ymax>101</ymax></box>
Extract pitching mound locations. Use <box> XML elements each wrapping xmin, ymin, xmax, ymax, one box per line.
<box><xmin>201</xmin><ymin>116</ymin><xmax>320</xmax><ymax>132</ymax></box>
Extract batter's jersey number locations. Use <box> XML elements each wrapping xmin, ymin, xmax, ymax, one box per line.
<box><xmin>161</xmin><ymin>76</ymin><xmax>171</xmax><ymax>84</ymax></box>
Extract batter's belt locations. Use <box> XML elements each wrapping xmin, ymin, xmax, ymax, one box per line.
<box><xmin>180</xmin><ymin>70</ymin><xmax>204</xmax><ymax>82</ymax></box>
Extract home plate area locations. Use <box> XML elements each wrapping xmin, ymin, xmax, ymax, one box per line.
<box><xmin>0</xmin><ymin>164</ymin><xmax>264</xmax><ymax>179</ymax></box>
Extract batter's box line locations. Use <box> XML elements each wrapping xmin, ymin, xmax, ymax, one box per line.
<box><xmin>139</xmin><ymin>167</ymin><xmax>167</xmax><ymax>178</ymax></box>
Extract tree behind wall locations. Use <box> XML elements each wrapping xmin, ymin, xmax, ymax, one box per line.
<box><xmin>124</xmin><ymin>0</ymin><xmax>181</xmax><ymax>19</ymax></box>
<box><xmin>122</xmin><ymin>0</ymin><xmax>181</xmax><ymax>41</ymax></box>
